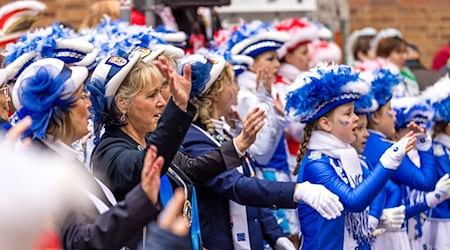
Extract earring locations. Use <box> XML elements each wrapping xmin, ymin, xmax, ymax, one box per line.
<box><xmin>120</xmin><ymin>113</ymin><xmax>126</xmax><ymax>122</ymax></box>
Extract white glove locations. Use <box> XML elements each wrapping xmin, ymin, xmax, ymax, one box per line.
<box><xmin>379</xmin><ymin>137</ymin><xmax>411</xmax><ymax>170</ymax></box>
<box><xmin>426</xmin><ymin>174</ymin><xmax>450</xmax><ymax>207</ymax></box>
<box><xmin>368</xmin><ymin>215</ymin><xmax>385</xmax><ymax>237</ymax></box>
<box><xmin>380</xmin><ymin>205</ymin><xmax>405</xmax><ymax>231</ymax></box>
<box><xmin>415</xmin><ymin>133</ymin><xmax>432</xmax><ymax>151</ymax></box>
<box><xmin>294</xmin><ymin>182</ymin><xmax>344</xmax><ymax>220</ymax></box>
<box><xmin>274</xmin><ymin>237</ymin><xmax>296</xmax><ymax>250</ymax></box>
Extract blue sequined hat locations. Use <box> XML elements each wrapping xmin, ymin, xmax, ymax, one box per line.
<box><xmin>391</xmin><ymin>97</ymin><xmax>433</xmax><ymax>130</ymax></box>
<box><xmin>420</xmin><ymin>75</ymin><xmax>450</xmax><ymax>122</ymax></box>
<box><xmin>178</xmin><ymin>54</ymin><xmax>226</xmax><ymax>98</ymax></box>
<box><xmin>12</xmin><ymin>58</ymin><xmax>88</xmax><ymax>139</ymax></box>
<box><xmin>285</xmin><ymin>64</ymin><xmax>369</xmax><ymax>123</ymax></box>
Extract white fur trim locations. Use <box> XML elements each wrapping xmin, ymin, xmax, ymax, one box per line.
<box><xmin>341</xmin><ymin>79</ymin><xmax>370</xmax><ymax>95</ymax></box>
<box><xmin>308</xmin><ymin>41</ymin><xmax>342</xmax><ymax>68</ymax></box>
<box><xmin>141</xmin><ymin>48</ymin><xmax>165</xmax><ymax>64</ymax></box>
<box><xmin>230</xmin><ymin>31</ymin><xmax>289</xmax><ymax>55</ymax></box>
<box><xmin>155</xmin><ymin>31</ymin><xmax>186</xmax><ymax>43</ymax></box>
<box><xmin>4</xmin><ymin>51</ymin><xmax>37</xmax><ymax>80</ymax></box>
<box><xmin>56</xmin><ymin>39</ymin><xmax>94</xmax><ymax>54</ymax></box>
<box><xmin>0</xmin><ymin>69</ymin><xmax>6</xmax><ymax>85</ymax></box>
<box><xmin>230</xmin><ymin>54</ymin><xmax>254</xmax><ymax>67</ymax></box>
<box><xmin>0</xmin><ymin>1</ymin><xmax>46</xmax><ymax>20</ymax></box>
<box><xmin>153</xmin><ymin>44</ymin><xmax>184</xmax><ymax>59</ymax></box>
<box><xmin>277</xmin><ymin>24</ymin><xmax>319</xmax><ymax>58</ymax></box>
<box><xmin>75</xmin><ymin>48</ymin><xmax>99</xmax><ymax>67</ymax></box>
<box><xmin>420</xmin><ymin>74</ymin><xmax>450</xmax><ymax>105</ymax></box>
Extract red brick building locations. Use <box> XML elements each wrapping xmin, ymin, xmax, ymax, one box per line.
<box><xmin>5</xmin><ymin>0</ymin><xmax>450</xmax><ymax>67</ymax></box>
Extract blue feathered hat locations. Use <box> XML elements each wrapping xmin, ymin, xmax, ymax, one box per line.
<box><xmin>354</xmin><ymin>85</ymin><xmax>379</xmax><ymax>115</ymax></box>
<box><xmin>391</xmin><ymin>97</ymin><xmax>433</xmax><ymax>130</ymax></box>
<box><xmin>225</xmin><ymin>21</ymin><xmax>288</xmax><ymax>75</ymax></box>
<box><xmin>285</xmin><ymin>64</ymin><xmax>369</xmax><ymax>123</ymax></box>
<box><xmin>3</xmin><ymin>22</ymin><xmax>98</xmax><ymax>80</ymax></box>
<box><xmin>178</xmin><ymin>54</ymin><xmax>226</xmax><ymax>98</ymax></box>
<box><xmin>359</xmin><ymin>68</ymin><xmax>402</xmax><ymax>109</ymax></box>
<box><xmin>12</xmin><ymin>58</ymin><xmax>88</xmax><ymax>139</ymax></box>
<box><xmin>420</xmin><ymin>75</ymin><xmax>450</xmax><ymax>122</ymax></box>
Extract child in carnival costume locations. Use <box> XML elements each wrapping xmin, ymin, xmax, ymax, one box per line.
<box><xmin>224</xmin><ymin>20</ymin><xmax>301</xmax><ymax>244</ymax></box>
<box><xmin>285</xmin><ymin>63</ymin><xmax>415</xmax><ymax>250</ymax></box>
<box><xmin>390</xmin><ymin>96</ymin><xmax>449</xmax><ymax>250</ymax></box>
<box><xmin>420</xmin><ymin>75</ymin><xmax>450</xmax><ymax>250</ymax></box>
<box><xmin>360</xmin><ymin>66</ymin><xmax>438</xmax><ymax>250</ymax></box>
<box><xmin>179</xmin><ymin>54</ymin><xmax>344</xmax><ymax>250</ymax></box>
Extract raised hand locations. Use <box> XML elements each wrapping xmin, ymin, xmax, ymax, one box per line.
<box><xmin>157</xmin><ymin>189</ymin><xmax>190</xmax><ymax>237</ymax></box>
<box><xmin>3</xmin><ymin>116</ymin><xmax>32</xmax><ymax>147</ymax></box>
<box><xmin>154</xmin><ymin>57</ymin><xmax>191</xmax><ymax>111</ymax></box>
<box><xmin>255</xmin><ymin>68</ymin><xmax>274</xmax><ymax>95</ymax></box>
<box><xmin>379</xmin><ymin>131</ymin><xmax>416</xmax><ymax>170</ymax></box>
<box><xmin>234</xmin><ymin>107</ymin><xmax>265</xmax><ymax>153</ymax></box>
<box><xmin>406</xmin><ymin>121</ymin><xmax>432</xmax><ymax>151</ymax></box>
<box><xmin>141</xmin><ymin>145</ymin><xmax>165</xmax><ymax>204</ymax></box>
<box><xmin>274</xmin><ymin>93</ymin><xmax>285</xmax><ymax>116</ymax></box>
<box><xmin>294</xmin><ymin>181</ymin><xmax>343</xmax><ymax>220</ymax></box>
<box><xmin>224</xmin><ymin>109</ymin><xmax>242</xmax><ymax>130</ymax></box>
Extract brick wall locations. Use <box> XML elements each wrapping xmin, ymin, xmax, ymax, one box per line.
<box><xmin>348</xmin><ymin>0</ymin><xmax>450</xmax><ymax>68</ymax></box>
<box><xmin>3</xmin><ymin>0</ymin><xmax>448</xmax><ymax>67</ymax></box>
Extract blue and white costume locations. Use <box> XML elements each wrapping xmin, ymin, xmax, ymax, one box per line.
<box><xmin>420</xmin><ymin>75</ymin><xmax>450</xmax><ymax>249</ymax></box>
<box><xmin>285</xmin><ymin>64</ymin><xmax>400</xmax><ymax>250</ymax></box>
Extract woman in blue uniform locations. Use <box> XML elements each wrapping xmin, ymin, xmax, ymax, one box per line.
<box><xmin>286</xmin><ymin>64</ymin><xmax>417</xmax><ymax>250</ymax></box>
<box><xmin>360</xmin><ymin>68</ymin><xmax>438</xmax><ymax>249</ymax></box>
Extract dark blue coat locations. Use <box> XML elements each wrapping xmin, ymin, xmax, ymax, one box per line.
<box><xmin>182</xmin><ymin>124</ymin><xmax>297</xmax><ymax>250</ymax></box>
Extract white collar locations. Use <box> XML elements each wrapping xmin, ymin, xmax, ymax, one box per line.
<box><xmin>368</xmin><ymin>129</ymin><xmax>386</xmax><ymax>138</ymax></box>
<box><xmin>42</xmin><ymin>137</ymin><xmax>79</xmax><ymax>162</ymax></box>
<box><xmin>237</xmin><ymin>71</ymin><xmax>257</xmax><ymax>92</ymax></box>
<box><xmin>211</xmin><ymin>118</ymin><xmax>225</xmax><ymax>135</ymax></box>
<box><xmin>278</xmin><ymin>63</ymin><xmax>302</xmax><ymax>83</ymax></box>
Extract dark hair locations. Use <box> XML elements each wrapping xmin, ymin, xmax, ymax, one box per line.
<box><xmin>352</xmin><ymin>35</ymin><xmax>374</xmax><ymax>61</ymax></box>
<box><xmin>376</xmin><ymin>37</ymin><xmax>407</xmax><ymax>58</ymax></box>
<box><xmin>432</xmin><ymin>121</ymin><xmax>448</xmax><ymax>139</ymax></box>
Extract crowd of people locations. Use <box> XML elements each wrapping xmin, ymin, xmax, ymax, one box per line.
<box><xmin>1</xmin><ymin>1</ymin><xmax>450</xmax><ymax>250</ymax></box>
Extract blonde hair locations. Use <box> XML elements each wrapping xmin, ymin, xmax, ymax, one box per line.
<box><xmin>111</xmin><ymin>61</ymin><xmax>164</xmax><ymax>122</ymax></box>
<box><xmin>194</xmin><ymin>63</ymin><xmax>234</xmax><ymax>135</ymax></box>
<box><xmin>78</xmin><ymin>1</ymin><xmax>120</xmax><ymax>31</ymax></box>
<box><xmin>293</xmin><ymin>122</ymin><xmax>314</xmax><ymax>175</ymax></box>
<box><xmin>46</xmin><ymin>86</ymin><xmax>83</xmax><ymax>141</ymax></box>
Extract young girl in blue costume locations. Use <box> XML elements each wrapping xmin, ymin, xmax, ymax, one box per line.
<box><xmin>285</xmin><ymin>64</ymin><xmax>416</xmax><ymax>250</ymax></box>
<box><xmin>179</xmin><ymin>54</ymin><xmax>343</xmax><ymax>250</ymax></box>
<box><xmin>420</xmin><ymin>75</ymin><xmax>450</xmax><ymax>249</ymax></box>
<box><xmin>360</xmin><ymin>68</ymin><xmax>438</xmax><ymax>250</ymax></box>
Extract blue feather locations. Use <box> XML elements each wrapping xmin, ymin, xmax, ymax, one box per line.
<box><xmin>86</xmin><ymin>77</ymin><xmax>108</xmax><ymax>145</ymax></box>
<box><xmin>180</xmin><ymin>60</ymin><xmax>213</xmax><ymax>98</ymax></box>
<box><xmin>285</xmin><ymin>65</ymin><xmax>361</xmax><ymax>122</ymax></box>
<box><xmin>15</xmin><ymin>66</ymin><xmax>76</xmax><ymax>139</ymax></box>
<box><xmin>370</xmin><ymin>69</ymin><xmax>402</xmax><ymax>107</ymax></box>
